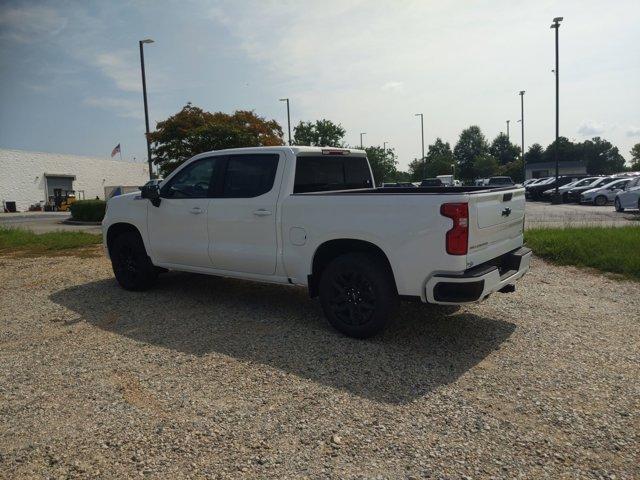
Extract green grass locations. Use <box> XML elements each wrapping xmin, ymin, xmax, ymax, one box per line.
<box><xmin>525</xmin><ymin>226</ymin><xmax>640</xmax><ymax>281</ymax></box>
<box><xmin>0</xmin><ymin>227</ymin><xmax>102</xmax><ymax>256</ymax></box>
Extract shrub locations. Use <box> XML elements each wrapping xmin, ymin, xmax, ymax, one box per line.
<box><xmin>69</xmin><ymin>200</ymin><xmax>106</xmax><ymax>222</ymax></box>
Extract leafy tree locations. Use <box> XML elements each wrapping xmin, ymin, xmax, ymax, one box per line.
<box><xmin>408</xmin><ymin>158</ymin><xmax>426</xmax><ymax>182</ymax></box>
<box><xmin>630</xmin><ymin>143</ymin><xmax>640</xmax><ymax>171</ymax></box>
<box><xmin>293</xmin><ymin>119</ymin><xmax>346</xmax><ymax>147</ymax></box>
<box><xmin>454</xmin><ymin>126</ymin><xmax>489</xmax><ymax>181</ymax></box>
<box><xmin>473</xmin><ymin>154</ymin><xmax>499</xmax><ymax>178</ymax></box>
<box><xmin>499</xmin><ymin>159</ymin><xmax>524</xmax><ymax>183</ymax></box>
<box><xmin>542</xmin><ymin>137</ymin><xmax>582</xmax><ymax>164</ymax></box>
<box><xmin>524</xmin><ymin>143</ymin><xmax>544</xmax><ymax>164</ymax></box>
<box><xmin>490</xmin><ymin>133</ymin><xmax>521</xmax><ymax>166</ymax></box>
<box><xmin>149</xmin><ymin>103</ymin><xmax>283</xmax><ymax>176</ymax></box>
<box><xmin>364</xmin><ymin>146</ymin><xmax>398</xmax><ymax>184</ymax></box>
<box><xmin>580</xmin><ymin>137</ymin><xmax>626</xmax><ymax>174</ymax></box>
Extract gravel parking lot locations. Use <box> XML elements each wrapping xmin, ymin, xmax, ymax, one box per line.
<box><xmin>524</xmin><ymin>201</ymin><xmax>638</xmax><ymax>229</ymax></box>
<box><xmin>1</xmin><ymin>252</ymin><xmax>638</xmax><ymax>479</ymax></box>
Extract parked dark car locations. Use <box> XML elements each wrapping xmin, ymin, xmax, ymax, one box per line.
<box><xmin>526</xmin><ymin>175</ymin><xmax>589</xmax><ymax>201</ymax></box>
<box><xmin>487</xmin><ymin>176</ymin><xmax>514</xmax><ymax>187</ymax></box>
<box><xmin>566</xmin><ymin>176</ymin><xmax>615</xmax><ymax>203</ymax></box>
<box><xmin>420</xmin><ymin>178</ymin><xmax>444</xmax><ymax>187</ymax></box>
<box><xmin>381</xmin><ymin>182</ymin><xmax>416</xmax><ymax>188</ymax></box>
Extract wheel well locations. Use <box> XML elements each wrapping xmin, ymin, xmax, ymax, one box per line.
<box><xmin>106</xmin><ymin>223</ymin><xmax>143</xmax><ymax>256</ymax></box>
<box><xmin>308</xmin><ymin>239</ymin><xmax>396</xmax><ymax>297</ymax></box>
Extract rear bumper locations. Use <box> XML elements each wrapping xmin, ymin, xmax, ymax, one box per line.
<box><xmin>424</xmin><ymin>247</ymin><xmax>532</xmax><ymax>304</ymax></box>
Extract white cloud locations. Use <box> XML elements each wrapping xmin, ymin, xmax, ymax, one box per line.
<box><xmin>92</xmin><ymin>52</ymin><xmax>142</xmax><ymax>93</ymax></box>
<box><xmin>381</xmin><ymin>81</ymin><xmax>404</xmax><ymax>92</ymax></box>
<box><xmin>577</xmin><ymin>121</ymin><xmax>606</xmax><ymax>137</ymax></box>
<box><xmin>0</xmin><ymin>5</ymin><xmax>67</xmax><ymax>43</ymax></box>
<box><xmin>83</xmin><ymin>96</ymin><xmax>142</xmax><ymax>119</ymax></box>
<box><xmin>626</xmin><ymin>126</ymin><xmax>640</xmax><ymax>137</ymax></box>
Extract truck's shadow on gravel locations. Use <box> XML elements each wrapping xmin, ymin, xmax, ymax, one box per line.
<box><xmin>50</xmin><ymin>272</ymin><xmax>515</xmax><ymax>404</ymax></box>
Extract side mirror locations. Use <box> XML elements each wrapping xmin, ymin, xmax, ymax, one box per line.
<box><xmin>140</xmin><ymin>184</ymin><xmax>161</xmax><ymax>207</ymax></box>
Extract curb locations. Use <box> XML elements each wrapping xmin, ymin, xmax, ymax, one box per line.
<box><xmin>60</xmin><ymin>219</ymin><xmax>102</xmax><ymax>226</ymax></box>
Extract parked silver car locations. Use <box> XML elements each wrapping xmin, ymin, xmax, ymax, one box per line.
<box><xmin>614</xmin><ymin>176</ymin><xmax>640</xmax><ymax>211</ymax></box>
<box><xmin>580</xmin><ymin>178</ymin><xmax>631</xmax><ymax>206</ymax></box>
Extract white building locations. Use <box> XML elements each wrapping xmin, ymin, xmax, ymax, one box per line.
<box><xmin>0</xmin><ymin>148</ymin><xmax>149</xmax><ymax>212</ymax></box>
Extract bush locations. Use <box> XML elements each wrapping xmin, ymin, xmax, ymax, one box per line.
<box><xmin>69</xmin><ymin>200</ymin><xmax>106</xmax><ymax>222</ymax></box>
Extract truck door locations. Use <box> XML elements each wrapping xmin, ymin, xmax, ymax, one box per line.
<box><xmin>148</xmin><ymin>156</ymin><xmax>222</xmax><ymax>267</ymax></box>
<box><xmin>208</xmin><ymin>153</ymin><xmax>283</xmax><ymax>275</ymax></box>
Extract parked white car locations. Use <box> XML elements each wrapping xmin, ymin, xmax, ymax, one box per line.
<box><xmin>614</xmin><ymin>176</ymin><xmax>640</xmax><ymax>211</ymax></box>
<box><xmin>580</xmin><ymin>178</ymin><xmax>631</xmax><ymax>206</ymax></box>
<box><xmin>103</xmin><ymin>146</ymin><xmax>531</xmax><ymax>338</ymax></box>
<box><xmin>543</xmin><ymin>177</ymin><xmax>599</xmax><ymax>202</ymax></box>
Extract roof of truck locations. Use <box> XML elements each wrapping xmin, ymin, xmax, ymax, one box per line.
<box><xmin>190</xmin><ymin>146</ymin><xmax>366</xmax><ymax>160</ymax></box>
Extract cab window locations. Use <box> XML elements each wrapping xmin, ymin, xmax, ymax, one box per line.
<box><xmin>161</xmin><ymin>157</ymin><xmax>220</xmax><ymax>198</ymax></box>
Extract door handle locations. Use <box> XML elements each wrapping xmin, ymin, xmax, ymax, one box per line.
<box><xmin>253</xmin><ymin>209</ymin><xmax>272</xmax><ymax>216</ymax></box>
<box><xmin>189</xmin><ymin>207</ymin><xmax>204</xmax><ymax>215</ymax></box>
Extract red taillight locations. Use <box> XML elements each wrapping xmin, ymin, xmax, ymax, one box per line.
<box><xmin>440</xmin><ymin>202</ymin><xmax>469</xmax><ymax>255</ymax></box>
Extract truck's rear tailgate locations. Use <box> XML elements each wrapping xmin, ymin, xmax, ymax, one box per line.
<box><xmin>467</xmin><ymin>188</ymin><xmax>525</xmax><ymax>267</ymax></box>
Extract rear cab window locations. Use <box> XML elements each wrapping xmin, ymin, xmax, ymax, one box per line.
<box><xmin>294</xmin><ymin>155</ymin><xmax>373</xmax><ymax>193</ymax></box>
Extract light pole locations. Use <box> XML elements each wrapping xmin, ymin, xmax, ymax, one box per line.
<box><xmin>506</xmin><ymin>120</ymin><xmax>510</xmax><ymax>140</ymax></box>
<box><xmin>279</xmin><ymin>98</ymin><xmax>291</xmax><ymax>145</ymax></box>
<box><xmin>415</xmin><ymin>113</ymin><xmax>425</xmax><ymax>178</ymax></box>
<box><xmin>360</xmin><ymin>132</ymin><xmax>366</xmax><ymax>149</ymax></box>
<box><xmin>551</xmin><ymin>16</ymin><xmax>563</xmax><ymax>202</ymax></box>
<box><xmin>519</xmin><ymin>91</ymin><xmax>525</xmax><ymax>180</ymax></box>
<box><xmin>139</xmin><ymin>38</ymin><xmax>154</xmax><ymax>179</ymax></box>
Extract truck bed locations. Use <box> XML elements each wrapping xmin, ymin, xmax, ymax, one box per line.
<box><xmin>295</xmin><ymin>186</ymin><xmax>517</xmax><ymax>195</ymax></box>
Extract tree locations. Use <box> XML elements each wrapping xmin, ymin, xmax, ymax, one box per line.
<box><xmin>631</xmin><ymin>143</ymin><xmax>640</xmax><ymax>171</ymax></box>
<box><xmin>408</xmin><ymin>158</ymin><xmax>425</xmax><ymax>182</ymax></box>
<box><xmin>542</xmin><ymin>136</ymin><xmax>581</xmax><ymax>164</ymax></box>
<box><xmin>499</xmin><ymin>159</ymin><xmax>524</xmax><ymax>183</ymax></box>
<box><xmin>490</xmin><ymin>133</ymin><xmax>521</xmax><ymax>166</ymax></box>
<box><xmin>293</xmin><ymin>119</ymin><xmax>346</xmax><ymax>147</ymax></box>
<box><xmin>453</xmin><ymin>126</ymin><xmax>489</xmax><ymax>182</ymax></box>
<box><xmin>580</xmin><ymin>137</ymin><xmax>626</xmax><ymax>174</ymax></box>
<box><xmin>473</xmin><ymin>154</ymin><xmax>499</xmax><ymax>178</ymax></box>
<box><xmin>524</xmin><ymin>143</ymin><xmax>544</xmax><ymax>164</ymax></box>
<box><xmin>149</xmin><ymin>103</ymin><xmax>283</xmax><ymax>176</ymax></box>
<box><xmin>364</xmin><ymin>146</ymin><xmax>398</xmax><ymax>184</ymax></box>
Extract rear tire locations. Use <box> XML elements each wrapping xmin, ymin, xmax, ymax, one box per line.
<box><xmin>594</xmin><ymin>195</ymin><xmax>608</xmax><ymax>207</ymax></box>
<box><xmin>110</xmin><ymin>231</ymin><xmax>158</xmax><ymax>291</ymax></box>
<box><xmin>319</xmin><ymin>253</ymin><xmax>398</xmax><ymax>339</ymax></box>
<box><xmin>615</xmin><ymin>198</ymin><xmax>624</xmax><ymax>212</ymax></box>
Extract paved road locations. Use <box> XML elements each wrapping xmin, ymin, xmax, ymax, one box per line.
<box><xmin>1</xmin><ymin>203</ymin><xmax>638</xmax><ymax>234</ymax></box>
<box><xmin>524</xmin><ymin>201</ymin><xmax>638</xmax><ymax>229</ymax></box>
<box><xmin>0</xmin><ymin>212</ymin><xmax>102</xmax><ymax>234</ymax></box>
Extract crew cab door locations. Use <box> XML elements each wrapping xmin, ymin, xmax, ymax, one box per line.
<box><xmin>148</xmin><ymin>156</ymin><xmax>223</xmax><ymax>266</ymax></box>
<box><xmin>208</xmin><ymin>153</ymin><xmax>283</xmax><ymax>275</ymax></box>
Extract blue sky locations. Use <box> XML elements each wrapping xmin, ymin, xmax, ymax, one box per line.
<box><xmin>1</xmin><ymin>0</ymin><xmax>639</xmax><ymax>170</ymax></box>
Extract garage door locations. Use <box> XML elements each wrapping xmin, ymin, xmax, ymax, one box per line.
<box><xmin>45</xmin><ymin>176</ymin><xmax>74</xmax><ymax>197</ymax></box>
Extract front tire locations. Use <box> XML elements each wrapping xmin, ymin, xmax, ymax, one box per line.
<box><xmin>110</xmin><ymin>231</ymin><xmax>158</xmax><ymax>291</ymax></box>
<box><xmin>594</xmin><ymin>195</ymin><xmax>608</xmax><ymax>207</ymax></box>
<box><xmin>615</xmin><ymin>198</ymin><xmax>624</xmax><ymax>212</ymax></box>
<box><xmin>319</xmin><ymin>253</ymin><xmax>398</xmax><ymax>339</ymax></box>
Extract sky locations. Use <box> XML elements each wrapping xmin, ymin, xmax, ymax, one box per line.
<box><xmin>1</xmin><ymin>0</ymin><xmax>639</xmax><ymax>171</ymax></box>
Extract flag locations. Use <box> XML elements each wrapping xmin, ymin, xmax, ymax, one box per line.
<box><xmin>111</xmin><ymin>143</ymin><xmax>121</xmax><ymax>158</ymax></box>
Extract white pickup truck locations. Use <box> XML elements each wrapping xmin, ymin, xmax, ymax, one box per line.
<box><xmin>103</xmin><ymin>146</ymin><xmax>531</xmax><ymax>338</ymax></box>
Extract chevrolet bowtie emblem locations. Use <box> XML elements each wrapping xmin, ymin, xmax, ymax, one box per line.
<box><xmin>502</xmin><ymin>207</ymin><xmax>512</xmax><ymax>217</ymax></box>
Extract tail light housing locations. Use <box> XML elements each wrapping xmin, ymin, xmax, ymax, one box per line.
<box><xmin>440</xmin><ymin>202</ymin><xmax>468</xmax><ymax>255</ymax></box>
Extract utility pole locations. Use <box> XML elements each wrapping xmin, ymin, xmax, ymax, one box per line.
<box><xmin>279</xmin><ymin>98</ymin><xmax>291</xmax><ymax>145</ymax></box>
<box><xmin>360</xmin><ymin>132</ymin><xmax>366</xmax><ymax>149</ymax></box>
<box><xmin>506</xmin><ymin>120</ymin><xmax>510</xmax><ymax>140</ymax></box>
<box><xmin>415</xmin><ymin>113</ymin><xmax>425</xmax><ymax>178</ymax></box>
<box><xmin>139</xmin><ymin>38</ymin><xmax>154</xmax><ymax>179</ymax></box>
<box><xmin>551</xmin><ymin>16</ymin><xmax>563</xmax><ymax>203</ymax></box>
<box><xmin>519</xmin><ymin>91</ymin><xmax>525</xmax><ymax>181</ymax></box>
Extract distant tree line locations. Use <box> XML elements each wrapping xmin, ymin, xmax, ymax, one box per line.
<box><xmin>148</xmin><ymin>103</ymin><xmax>637</xmax><ymax>183</ymax></box>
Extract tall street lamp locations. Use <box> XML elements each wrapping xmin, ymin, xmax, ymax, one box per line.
<box><xmin>279</xmin><ymin>98</ymin><xmax>291</xmax><ymax>145</ymax></box>
<box><xmin>139</xmin><ymin>38</ymin><xmax>154</xmax><ymax>179</ymax></box>
<box><xmin>550</xmin><ymin>16</ymin><xmax>563</xmax><ymax>202</ymax></box>
<box><xmin>415</xmin><ymin>113</ymin><xmax>425</xmax><ymax>178</ymax></box>
<box><xmin>360</xmin><ymin>132</ymin><xmax>366</xmax><ymax>149</ymax></box>
<box><xmin>519</xmin><ymin>91</ymin><xmax>525</xmax><ymax>180</ymax></box>
<box><xmin>506</xmin><ymin>120</ymin><xmax>510</xmax><ymax>140</ymax></box>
